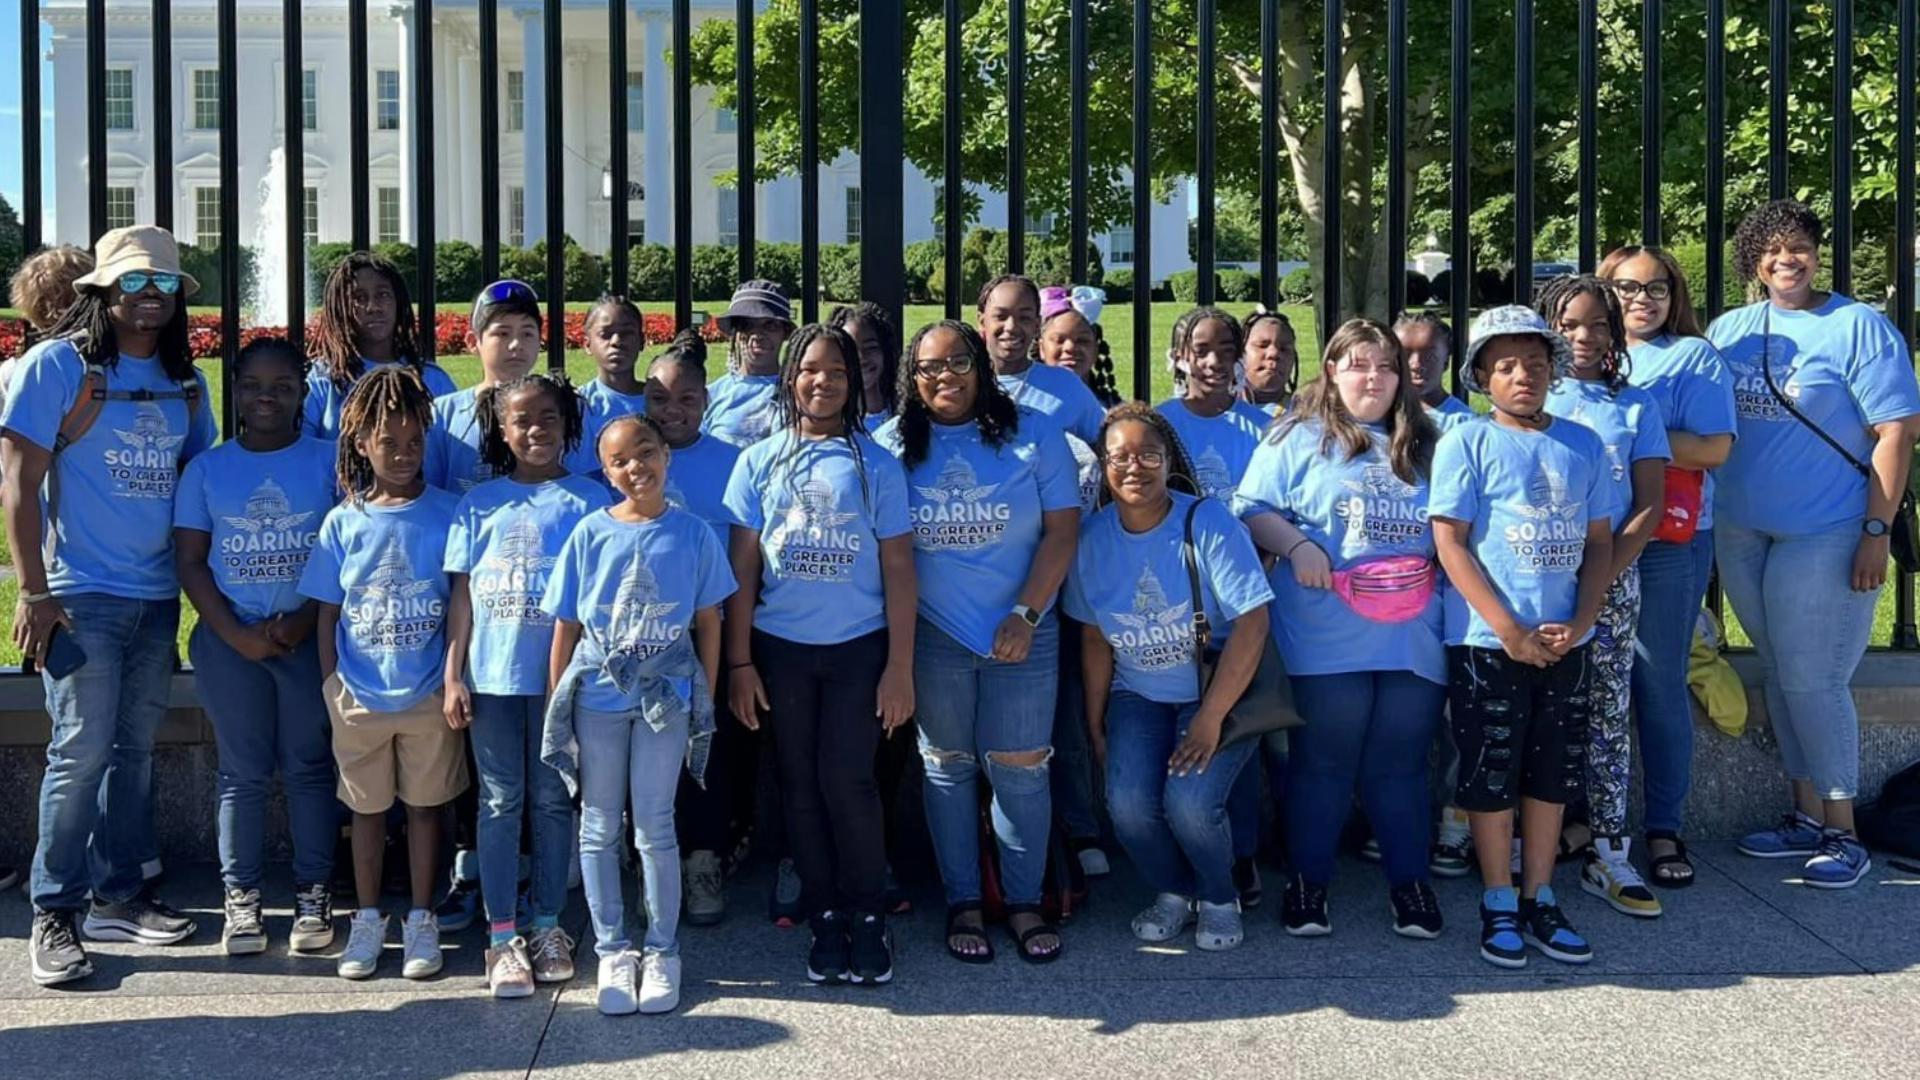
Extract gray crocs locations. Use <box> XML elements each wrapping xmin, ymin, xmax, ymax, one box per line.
<box><xmin>1194</xmin><ymin>899</ymin><xmax>1244</xmax><ymax>951</ymax></box>
<box><xmin>1131</xmin><ymin>893</ymin><xmax>1194</xmax><ymax>943</ymax></box>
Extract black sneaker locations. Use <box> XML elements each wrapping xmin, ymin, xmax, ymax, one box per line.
<box><xmin>83</xmin><ymin>894</ymin><xmax>195</xmax><ymax>945</ymax></box>
<box><xmin>1388</xmin><ymin>881</ymin><xmax>1444</xmax><ymax>940</ymax></box>
<box><xmin>847</xmin><ymin>913</ymin><xmax>894</xmax><ymax>986</ymax></box>
<box><xmin>1519</xmin><ymin>887</ymin><xmax>1592</xmax><ymax>964</ymax></box>
<box><xmin>290</xmin><ymin>881</ymin><xmax>335</xmax><ymax>953</ymax></box>
<box><xmin>434</xmin><ymin>877</ymin><xmax>479</xmax><ymax>934</ymax></box>
<box><xmin>806</xmin><ymin>910</ymin><xmax>851</xmax><ymax>984</ymax></box>
<box><xmin>1233</xmin><ymin>857</ymin><xmax>1264</xmax><ymax>909</ymax></box>
<box><xmin>29</xmin><ymin>910</ymin><xmax>93</xmax><ymax>986</ymax></box>
<box><xmin>1281</xmin><ymin>874</ymin><xmax>1331</xmax><ymax>936</ymax></box>
<box><xmin>222</xmin><ymin>888</ymin><xmax>267</xmax><ymax>956</ymax></box>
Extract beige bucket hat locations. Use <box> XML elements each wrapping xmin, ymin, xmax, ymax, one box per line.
<box><xmin>71</xmin><ymin>225</ymin><xmax>201</xmax><ymax>299</ymax></box>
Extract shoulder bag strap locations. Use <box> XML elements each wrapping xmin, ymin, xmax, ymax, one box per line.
<box><xmin>1180</xmin><ymin>499</ymin><xmax>1215</xmax><ymax>700</ymax></box>
<box><xmin>1758</xmin><ymin>307</ymin><xmax>1873</xmax><ymax>481</ymax></box>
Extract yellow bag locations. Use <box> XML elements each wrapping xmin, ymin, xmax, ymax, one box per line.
<box><xmin>1688</xmin><ymin>609</ymin><xmax>1747</xmax><ymax>738</ymax></box>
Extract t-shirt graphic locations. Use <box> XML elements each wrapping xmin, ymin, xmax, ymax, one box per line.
<box><xmin>110</xmin><ymin>402</ymin><xmax>189</xmax><ymax>500</ymax></box>
<box><xmin>911</xmin><ymin>456</ymin><xmax>1008</xmax><ymax>551</ymax></box>
<box><xmin>767</xmin><ymin>474</ymin><xmax>863</xmax><ymax>582</ymax></box>
<box><xmin>221</xmin><ymin>477</ymin><xmax>319</xmax><ymax>586</ymax></box>
<box><xmin>601</xmin><ymin>557</ymin><xmax>686</xmax><ymax>679</ymax></box>
<box><xmin>1066</xmin><ymin>433</ymin><xmax>1101</xmax><ymax>513</ymax></box>
<box><xmin>1335</xmin><ymin>464</ymin><xmax>1428</xmax><ymax>555</ymax></box>
<box><xmin>1109</xmin><ymin>564</ymin><xmax>1193</xmax><ymax>671</ymax></box>
<box><xmin>347</xmin><ymin>537</ymin><xmax>445</xmax><ymax>655</ymax></box>
<box><xmin>1190</xmin><ymin>444</ymin><xmax>1236</xmax><ymax>502</ymax></box>
<box><xmin>1503</xmin><ymin>460</ymin><xmax>1586</xmax><ymax>577</ymax></box>
<box><xmin>473</xmin><ymin>514</ymin><xmax>557</xmax><ymax>626</ymax></box>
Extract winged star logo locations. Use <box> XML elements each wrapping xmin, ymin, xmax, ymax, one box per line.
<box><xmin>1112</xmin><ymin>565</ymin><xmax>1191</xmax><ymax>634</ymax></box>
<box><xmin>1340</xmin><ymin>464</ymin><xmax>1417</xmax><ymax>500</ymax></box>
<box><xmin>115</xmin><ymin>403</ymin><xmax>187</xmax><ymax>455</ymax></box>
<box><xmin>356</xmin><ymin>538</ymin><xmax>432</xmax><ymax>604</ymax></box>
<box><xmin>222</xmin><ymin>477</ymin><xmax>315</xmax><ymax>534</ymax></box>
<box><xmin>605</xmin><ymin>557</ymin><xmax>681</xmax><ymax>640</ymax></box>
<box><xmin>915</xmin><ymin>455</ymin><xmax>1000</xmax><ymax>505</ymax></box>
<box><xmin>780</xmin><ymin>476</ymin><xmax>859</xmax><ymax>541</ymax></box>
<box><xmin>482</xmin><ymin>515</ymin><xmax>556</xmax><ymax>576</ymax></box>
<box><xmin>1517</xmin><ymin>461</ymin><xmax>1582</xmax><ymax>522</ymax></box>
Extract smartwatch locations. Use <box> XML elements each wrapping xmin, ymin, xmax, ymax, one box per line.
<box><xmin>1864</xmin><ymin>518</ymin><xmax>1891</xmax><ymax>538</ymax></box>
<box><xmin>1012</xmin><ymin>603</ymin><xmax>1042</xmax><ymax>628</ymax></box>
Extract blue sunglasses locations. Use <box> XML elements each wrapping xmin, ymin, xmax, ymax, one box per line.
<box><xmin>118</xmin><ymin>271</ymin><xmax>182</xmax><ymax>296</ymax></box>
<box><xmin>478</xmin><ymin>279</ymin><xmax>538</xmax><ymax>305</ymax></box>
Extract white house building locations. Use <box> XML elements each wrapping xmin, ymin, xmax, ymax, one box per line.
<box><xmin>41</xmin><ymin>0</ymin><xmax>1190</xmax><ymax>284</ymax></box>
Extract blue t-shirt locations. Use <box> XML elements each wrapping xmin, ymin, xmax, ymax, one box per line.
<box><xmin>1627</xmin><ymin>333</ymin><xmax>1737</xmax><ymax>530</ymax></box>
<box><xmin>1157</xmin><ymin>398</ymin><xmax>1271</xmax><ymax>503</ymax></box>
<box><xmin>541</xmin><ymin>506</ymin><xmax>738</xmax><ymax>713</ymax></box>
<box><xmin>665</xmin><ymin>434</ymin><xmax>743</xmax><ymax>542</ymax></box>
<box><xmin>173</xmin><ymin>437</ymin><xmax>338</xmax><ymax>624</ymax></box>
<box><xmin>875</xmin><ymin>418</ymin><xmax>1081</xmax><ymax>656</ymax></box>
<box><xmin>444</xmin><ymin>474</ymin><xmax>607</xmax><ymax>696</ymax></box>
<box><xmin>298</xmin><ymin>488</ymin><xmax>462</xmax><ymax>711</ymax></box>
<box><xmin>1427</xmin><ymin>395</ymin><xmax>1474</xmax><ymax>432</ymax></box>
<box><xmin>1232</xmin><ymin>420</ymin><xmax>1445</xmax><ymax>685</ymax></box>
<box><xmin>566</xmin><ymin>378</ymin><xmax>651</xmax><ymax>475</ymax></box>
<box><xmin>1708</xmin><ymin>297</ymin><xmax>1920</xmax><ymax>535</ymax></box>
<box><xmin>1063</xmin><ymin>493</ymin><xmax>1274</xmax><ymax>705</ymax></box>
<box><xmin>863</xmin><ymin>412</ymin><xmax>891</xmax><ymax>436</ymax></box>
<box><xmin>721</xmin><ymin>430</ymin><xmax>912</xmax><ymax>645</ymax></box>
<box><xmin>303</xmin><ymin>361</ymin><xmax>457</xmax><ymax>442</ymax></box>
<box><xmin>998</xmin><ymin>362</ymin><xmax>1108</xmax><ymax>444</ymax></box>
<box><xmin>425</xmin><ymin>387</ymin><xmax>499</xmax><ymax>494</ymax></box>
<box><xmin>702</xmin><ymin>373</ymin><xmax>781</xmax><ymax>448</ymax></box>
<box><xmin>1543</xmin><ymin>379</ymin><xmax>1672</xmax><ymax>532</ymax></box>
<box><xmin>1428</xmin><ymin>417</ymin><xmax>1614</xmax><ymax>649</ymax></box>
<box><xmin>1065</xmin><ymin>431</ymin><xmax>1103</xmax><ymax>514</ymax></box>
<box><xmin>0</xmin><ymin>339</ymin><xmax>218</xmax><ymax>600</ymax></box>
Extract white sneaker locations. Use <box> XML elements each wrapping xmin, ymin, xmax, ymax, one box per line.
<box><xmin>401</xmin><ymin>909</ymin><xmax>443</xmax><ymax>980</ymax></box>
<box><xmin>1582</xmin><ymin>837</ymin><xmax>1663</xmax><ymax>918</ymax></box>
<box><xmin>337</xmin><ymin>911</ymin><xmax>387</xmax><ymax>980</ymax></box>
<box><xmin>638</xmin><ymin>952</ymin><xmax>682</xmax><ymax>1015</ymax></box>
<box><xmin>598</xmin><ymin>951</ymin><xmax>640</xmax><ymax>1016</ymax></box>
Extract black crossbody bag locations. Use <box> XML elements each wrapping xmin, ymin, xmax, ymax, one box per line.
<box><xmin>1760</xmin><ymin>309</ymin><xmax>1920</xmax><ymax>573</ymax></box>
<box><xmin>1180</xmin><ymin>501</ymin><xmax>1303</xmax><ymax>746</ymax></box>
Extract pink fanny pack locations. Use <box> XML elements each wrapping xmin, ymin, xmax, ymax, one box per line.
<box><xmin>1330</xmin><ymin>555</ymin><xmax>1437</xmax><ymax>623</ymax></box>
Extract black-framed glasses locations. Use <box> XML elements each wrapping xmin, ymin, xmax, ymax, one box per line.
<box><xmin>118</xmin><ymin>271</ymin><xmax>181</xmax><ymax>296</ymax></box>
<box><xmin>1104</xmin><ymin>450</ymin><xmax>1166</xmax><ymax>470</ymax></box>
<box><xmin>914</xmin><ymin>354</ymin><xmax>976</xmax><ymax>378</ymax></box>
<box><xmin>1610</xmin><ymin>278</ymin><xmax>1672</xmax><ymax>301</ymax></box>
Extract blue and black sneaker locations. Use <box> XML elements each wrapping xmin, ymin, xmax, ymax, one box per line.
<box><xmin>1802</xmin><ymin>830</ymin><xmax>1872</xmax><ymax>890</ymax></box>
<box><xmin>1478</xmin><ymin>887</ymin><xmax>1526</xmax><ymax>969</ymax></box>
<box><xmin>1737</xmin><ymin>811</ymin><xmax>1823</xmax><ymax>859</ymax></box>
<box><xmin>1520</xmin><ymin>886</ymin><xmax>1592</xmax><ymax>965</ymax></box>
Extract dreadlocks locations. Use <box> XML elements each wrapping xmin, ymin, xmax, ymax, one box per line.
<box><xmin>1169</xmin><ymin>306</ymin><xmax>1245</xmax><ymax>393</ymax></box>
<box><xmin>334</xmin><ymin>366</ymin><xmax>435</xmax><ymax>504</ymax></box>
<box><xmin>895</xmin><ymin>320</ymin><xmax>1021</xmax><ymax>470</ymax></box>
<box><xmin>770</xmin><ymin>322</ymin><xmax>874</xmax><ymax>516</ymax></box>
<box><xmin>1535</xmin><ymin>274</ymin><xmax>1631</xmax><ymax>394</ymax></box>
<box><xmin>310</xmin><ymin>251</ymin><xmax>424</xmax><ymax>392</ymax></box>
<box><xmin>476</xmin><ymin>372</ymin><xmax>585</xmax><ymax>478</ymax></box>
<box><xmin>1093</xmin><ymin>402</ymin><xmax>1201</xmax><ymax>507</ymax></box>
<box><xmin>829</xmin><ymin>301</ymin><xmax>902</xmax><ymax>417</ymax></box>
<box><xmin>44</xmin><ymin>286</ymin><xmax>196</xmax><ymax>382</ymax></box>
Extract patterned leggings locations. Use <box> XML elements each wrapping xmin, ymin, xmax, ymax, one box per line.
<box><xmin>1586</xmin><ymin>564</ymin><xmax>1641</xmax><ymax>836</ymax></box>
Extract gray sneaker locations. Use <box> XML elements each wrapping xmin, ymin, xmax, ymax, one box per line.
<box><xmin>685</xmin><ymin>851</ymin><xmax>725</xmax><ymax>926</ymax></box>
<box><xmin>338</xmin><ymin>911</ymin><xmax>387</xmax><ymax>980</ymax></box>
<box><xmin>222</xmin><ymin>887</ymin><xmax>267</xmax><ymax>955</ymax></box>
<box><xmin>29</xmin><ymin>910</ymin><xmax>92</xmax><ymax>986</ymax></box>
<box><xmin>527</xmin><ymin>925</ymin><xmax>576</xmax><ymax>984</ymax></box>
<box><xmin>83</xmin><ymin>894</ymin><xmax>195</xmax><ymax>945</ymax></box>
<box><xmin>401</xmin><ymin>909</ymin><xmax>443</xmax><ymax>980</ymax></box>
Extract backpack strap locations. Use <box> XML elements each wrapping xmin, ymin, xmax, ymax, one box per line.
<box><xmin>43</xmin><ymin>363</ymin><xmax>203</xmax><ymax>568</ymax></box>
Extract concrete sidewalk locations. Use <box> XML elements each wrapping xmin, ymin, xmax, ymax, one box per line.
<box><xmin>2</xmin><ymin>843</ymin><xmax>1916</xmax><ymax>1079</ymax></box>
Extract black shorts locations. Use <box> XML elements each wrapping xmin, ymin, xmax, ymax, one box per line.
<box><xmin>1447</xmin><ymin>644</ymin><xmax>1591</xmax><ymax>812</ymax></box>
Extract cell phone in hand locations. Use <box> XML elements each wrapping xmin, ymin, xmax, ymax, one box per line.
<box><xmin>37</xmin><ymin>624</ymin><xmax>88</xmax><ymax>680</ymax></box>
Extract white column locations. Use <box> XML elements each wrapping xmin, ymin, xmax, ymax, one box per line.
<box><xmin>564</xmin><ymin>42</ymin><xmax>589</xmax><ymax>246</ymax></box>
<box><xmin>393</xmin><ymin>3</ymin><xmax>414</xmax><ymax>238</ymax></box>
<box><xmin>642</xmin><ymin>13</ymin><xmax>670</xmax><ymax>248</ymax></box>
<box><xmin>521</xmin><ymin>7</ymin><xmax>546</xmax><ymax>245</ymax></box>
<box><xmin>456</xmin><ymin>44</ymin><xmax>481</xmax><ymax>243</ymax></box>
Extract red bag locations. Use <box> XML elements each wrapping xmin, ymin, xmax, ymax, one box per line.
<box><xmin>1655</xmin><ymin>466</ymin><xmax>1704</xmax><ymax>544</ymax></box>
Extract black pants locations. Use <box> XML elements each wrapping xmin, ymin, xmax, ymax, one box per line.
<box><xmin>753</xmin><ymin>627</ymin><xmax>890</xmax><ymax>917</ymax></box>
<box><xmin>1446</xmin><ymin>644</ymin><xmax>1591</xmax><ymax>812</ymax></box>
<box><xmin>675</xmin><ymin>675</ymin><xmax>743</xmax><ymax>857</ymax></box>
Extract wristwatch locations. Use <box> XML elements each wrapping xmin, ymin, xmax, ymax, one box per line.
<box><xmin>1012</xmin><ymin>603</ymin><xmax>1042</xmax><ymax>628</ymax></box>
<box><xmin>1864</xmin><ymin>518</ymin><xmax>1891</xmax><ymax>538</ymax></box>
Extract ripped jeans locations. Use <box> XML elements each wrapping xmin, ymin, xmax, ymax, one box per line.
<box><xmin>1447</xmin><ymin>644</ymin><xmax>1592</xmax><ymax>812</ymax></box>
<box><xmin>913</xmin><ymin>615</ymin><xmax>1059</xmax><ymax>909</ymax></box>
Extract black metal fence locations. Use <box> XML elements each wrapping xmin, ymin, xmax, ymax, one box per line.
<box><xmin>8</xmin><ymin>0</ymin><xmax>1920</xmax><ymax>642</ymax></box>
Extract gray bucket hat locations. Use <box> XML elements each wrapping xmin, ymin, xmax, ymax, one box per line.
<box><xmin>716</xmin><ymin>279</ymin><xmax>794</xmax><ymax>333</ymax></box>
<box><xmin>1459</xmin><ymin>304</ymin><xmax>1575</xmax><ymax>394</ymax></box>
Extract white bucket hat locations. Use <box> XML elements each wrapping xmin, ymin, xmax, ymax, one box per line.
<box><xmin>1459</xmin><ymin>304</ymin><xmax>1573</xmax><ymax>394</ymax></box>
<box><xmin>71</xmin><ymin>225</ymin><xmax>201</xmax><ymax>299</ymax></box>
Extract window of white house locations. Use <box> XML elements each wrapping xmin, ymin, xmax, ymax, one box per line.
<box><xmin>377</xmin><ymin>187</ymin><xmax>402</xmax><ymax>244</ymax></box>
<box><xmin>715</xmin><ymin>106</ymin><xmax>736</xmax><ymax>134</ymax></box>
<box><xmin>105</xmin><ymin>69</ymin><xmax>135</xmax><ymax>131</ymax></box>
<box><xmin>506</xmin><ymin>70</ymin><xmax>525</xmax><ymax>133</ymax></box>
<box><xmin>192</xmin><ymin>69</ymin><xmax>220</xmax><ymax>130</ymax></box>
<box><xmin>627</xmin><ymin>72</ymin><xmax>644</xmax><ymax>133</ymax></box>
<box><xmin>508</xmin><ymin>187</ymin><xmax>526</xmax><ymax>247</ymax></box>
<box><xmin>302</xmin><ymin>69</ymin><xmax>319</xmax><ymax>131</ymax></box>
<box><xmin>376</xmin><ymin>70</ymin><xmax>400</xmax><ymax>131</ymax></box>
<box><xmin>844</xmin><ymin>187</ymin><xmax>862</xmax><ymax>245</ymax></box>
<box><xmin>1108</xmin><ymin>226</ymin><xmax>1135</xmax><ymax>265</ymax></box>
<box><xmin>629</xmin><ymin>214</ymin><xmax>646</xmax><ymax>246</ymax></box>
<box><xmin>195</xmin><ymin>187</ymin><xmax>223</xmax><ymax>246</ymax></box>
<box><xmin>717</xmin><ymin>187</ymin><xmax>739</xmax><ymax>246</ymax></box>
<box><xmin>303</xmin><ymin>187</ymin><xmax>321</xmax><ymax>248</ymax></box>
<box><xmin>106</xmin><ymin>187</ymin><xmax>136</xmax><ymax>230</ymax></box>
<box><xmin>1026</xmin><ymin>211</ymin><xmax>1057</xmax><ymax>238</ymax></box>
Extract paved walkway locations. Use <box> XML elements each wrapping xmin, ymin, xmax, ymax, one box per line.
<box><xmin>2</xmin><ymin>842</ymin><xmax>1917</xmax><ymax>1079</ymax></box>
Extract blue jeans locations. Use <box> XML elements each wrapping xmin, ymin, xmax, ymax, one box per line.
<box><xmin>471</xmin><ymin>693</ymin><xmax>573</xmax><ymax>928</ymax></box>
<box><xmin>1104</xmin><ymin>691</ymin><xmax>1255</xmax><ymax>905</ymax></box>
<box><xmin>576</xmin><ymin>704</ymin><xmax>687</xmax><ymax>958</ymax></box>
<box><xmin>1051</xmin><ymin>615</ymin><xmax>1103</xmax><ymax>841</ymax></box>
<box><xmin>1716</xmin><ymin>523</ymin><xmax>1876</xmax><ymax>801</ymax></box>
<box><xmin>29</xmin><ymin>594</ymin><xmax>180</xmax><ymax>912</ymax></box>
<box><xmin>1630</xmin><ymin>529</ymin><xmax>1716</xmax><ymax>833</ymax></box>
<box><xmin>189</xmin><ymin>624</ymin><xmax>336</xmax><ymax>891</ymax></box>
<box><xmin>913</xmin><ymin>615</ymin><xmax>1058</xmax><ymax>908</ymax></box>
<box><xmin>1286</xmin><ymin>671</ymin><xmax>1445</xmax><ymax>888</ymax></box>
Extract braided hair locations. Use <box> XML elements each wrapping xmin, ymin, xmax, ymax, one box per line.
<box><xmin>334</xmin><ymin>366</ymin><xmax>435</xmax><ymax>504</ymax></box>
<box><xmin>1535</xmin><ymin>274</ymin><xmax>1631</xmax><ymax>394</ymax></box>
<box><xmin>46</xmin><ymin>286</ymin><xmax>196</xmax><ymax>382</ymax></box>
<box><xmin>975</xmin><ymin>273</ymin><xmax>1041</xmax><ymax>313</ymax></box>
<box><xmin>770</xmin><ymin>323</ymin><xmax>874</xmax><ymax>515</ymax></box>
<box><xmin>310</xmin><ymin>251</ymin><xmax>425</xmax><ymax>392</ymax></box>
<box><xmin>1092</xmin><ymin>402</ymin><xmax>1202</xmax><ymax>507</ymax></box>
<box><xmin>1037</xmin><ymin>305</ymin><xmax>1121</xmax><ymax>407</ymax></box>
<box><xmin>669</xmin><ymin>327</ymin><xmax>708</xmax><ymax>368</ymax></box>
<box><xmin>829</xmin><ymin>301</ymin><xmax>902</xmax><ymax>417</ymax></box>
<box><xmin>476</xmin><ymin>372</ymin><xmax>585</xmax><ymax>478</ymax></box>
<box><xmin>1169</xmin><ymin>306</ymin><xmax>1245</xmax><ymax>392</ymax></box>
<box><xmin>1732</xmin><ymin>199</ymin><xmax>1825</xmax><ymax>294</ymax></box>
<box><xmin>895</xmin><ymin>320</ymin><xmax>1021</xmax><ymax>470</ymax></box>
<box><xmin>595</xmin><ymin>412</ymin><xmax>672</xmax><ymax>472</ymax></box>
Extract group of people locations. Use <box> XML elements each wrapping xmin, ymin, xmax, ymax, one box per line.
<box><xmin>5</xmin><ymin>197</ymin><xmax>1914</xmax><ymax>1012</ymax></box>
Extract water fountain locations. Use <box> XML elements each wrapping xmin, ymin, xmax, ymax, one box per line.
<box><xmin>248</xmin><ymin>146</ymin><xmax>296</xmax><ymax>330</ymax></box>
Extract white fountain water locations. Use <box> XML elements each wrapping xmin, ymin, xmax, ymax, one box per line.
<box><xmin>249</xmin><ymin>146</ymin><xmax>293</xmax><ymax>329</ymax></box>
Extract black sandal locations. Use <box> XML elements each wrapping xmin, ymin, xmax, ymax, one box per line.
<box><xmin>1006</xmin><ymin>904</ymin><xmax>1062</xmax><ymax>965</ymax></box>
<box><xmin>945</xmin><ymin>904</ymin><xmax>995</xmax><ymax>965</ymax></box>
<box><xmin>1646</xmin><ymin>830</ymin><xmax>1695</xmax><ymax>889</ymax></box>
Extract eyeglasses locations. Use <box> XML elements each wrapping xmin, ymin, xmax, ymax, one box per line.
<box><xmin>914</xmin><ymin>354</ymin><xmax>976</xmax><ymax>378</ymax></box>
<box><xmin>118</xmin><ymin>272</ymin><xmax>181</xmax><ymax>296</ymax></box>
<box><xmin>1610</xmin><ymin>278</ymin><xmax>1672</xmax><ymax>301</ymax></box>
<box><xmin>1104</xmin><ymin>450</ymin><xmax>1166</xmax><ymax>470</ymax></box>
<box><xmin>478</xmin><ymin>279</ymin><xmax>539</xmax><ymax>305</ymax></box>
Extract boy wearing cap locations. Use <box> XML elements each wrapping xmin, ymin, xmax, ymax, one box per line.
<box><xmin>1428</xmin><ymin>305</ymin><xmax>1617</xmax><ymax>971</ymax></box>
<box><xmin>425</xmin><ymin>281</ymin><xmax>544</xmax><ymax>493</ymax></box>
<box><xmin>3</xmin><ymin>225</ymin><xmax>219</xmax><ymax>985</ymax></box>
<box><xmin>703</xmin><ymin>280</ymin><xmax>795</xmax><ymax>448</ymax></box>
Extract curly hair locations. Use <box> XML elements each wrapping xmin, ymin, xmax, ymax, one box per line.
<box><xmin>829</xmin><ymin>301</ymin><xmax>902</xmax><ymax>417</ymax></box>
<box><xmin>894</xmin><ymin>320</ymin><xmax>1021</xmax><ymax>470</ymax></box>
<box><xmin>310</xmin><ymin>251</ymin><xmax>424</xmax><ymax>392</ymax></box>
<box><xmin>1732</xmin><ymin>199</ymin><xmax>1824</xmax><ymax>290</ymax></box>
<box><xmin>1535</xmin><ymin>274</ymin><xmax>1631</xmax><ymax>394</ymax></box>
<box><xmin>976</xmin><ymin>273</ymin><xmax>1041</xmax><ymax>313</ymax></box>
<box><xmin>232</xmin><ymin>335</ymin><xmax>310</xmax><ymax>439</ymax></box>
<box><xmin>44</xmin><ymin>287</ymin><xmax>196</xmax><ymax>382</ymax></box>
<box><xmin>1278</xmin><ymin>319</ymin><xmax>1437</xmax><ymax>485</ymax></box>
<box><xmin>1596</xmin><ymin>245</ymin><xmax>1704</xmax><ymax>337</ymax></box>
<box><xmin>770</xmin><ymin>323</ymin><xmax>875</xmax><ymax>516</ymax></box>
<box><xmin>476</xmin><ymin>372</ymin><xmax>585</xmax><ymax>478</ymax></box>
<box><xmin>1092</xmin><ymin>402</ymin><xmax>1201</xmax><ymax>507</ymax></box>
<box><xmin>8</xmin><ymin>244</ymin><xmax>93</xmax><ymax>336</ymax></box>
<box><xmin>1169</xmin><ymin>306</ymin><xmax>1245</xmax><ymax>392</ymax></box>
<box><xmin>334</xmin><ymin>366</ymin><xmax>435</xmax><ymax>503</ymax></box>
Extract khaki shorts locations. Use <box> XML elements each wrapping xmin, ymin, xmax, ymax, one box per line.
<box><xmin>324</xmin><ymin>672</ymin><xmax>470</xmax><ymax>814</ymax></box>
